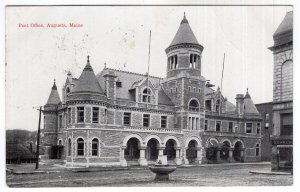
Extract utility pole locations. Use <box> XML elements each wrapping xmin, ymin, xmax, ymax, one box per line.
<box><xmin>34</xmin><ymin>106</ymin><xmax>43</xmax><ymax>169</ymax></box>
<box><xmin>219</xmin><ymin>53</ymin><xmax>225</xmax><ymax>116</ymax></box>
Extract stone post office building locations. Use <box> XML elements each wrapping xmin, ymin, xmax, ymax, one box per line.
<box><xmin>42</xmin><ymin>15</ymin><xmax>262</xmax><ymax>167</ymax></box>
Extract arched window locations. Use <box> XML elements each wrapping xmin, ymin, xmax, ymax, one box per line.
<box><xmin>77</xmin><ymin>138</ymin><xmax>84</xmax><ymax>156</ymax></box>
<box><xmin>189</xmin><ymin>99</ymin><xmax>199</xmax><ymax>112</ymax></box>
<box><xmin>58</xmin><ymin>139</ymin><xmax>62</xmax><ymax>146</ymax></box>
<box><xmin>66</xmin><ymin>87</ymin><xmax>70</xmax><ymax>94</ymax></box>
<box><xmin>68</xmin><ymin>139</ymin><xmax>72</xmax><ymax>156</ymax></box>
<box><xmin>142</xmin><ymin>88</ymin><xmax>151</xmax><ymax>103</ymax></box>
<box><xmin>255</xmin><ymin>143</ymin><xmax>260</xmax><ymax>156</ymax></box>
<box><xmin>92</xmin><ymin>138</ymin><xmax>99</xmax><ymax>156</ymax></box>
<box><xmin>281</xmin><ymin>60</ymin><xmax>293</xmax><ymax>101</ymax></box>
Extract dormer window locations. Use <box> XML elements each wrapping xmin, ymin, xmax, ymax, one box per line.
<box><xmin>142</xmin><ymin>88</ymin><xmax>151</xmax><ymax>103</ymax></box>
<box><xmin>215</xmin><ymin>99</ymin><xmax>220</xmax><ymax>112</ymax></box>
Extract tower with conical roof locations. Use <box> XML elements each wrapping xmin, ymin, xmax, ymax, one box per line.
<box><xmin>43</xmin><ymin>80</ymin><xmax>61</xmax><ymax>159</ymax></box>
<box><xmin>163</xmin><ymin>13</ymin><xmax>206</xmax><ymax>131</ymax></box>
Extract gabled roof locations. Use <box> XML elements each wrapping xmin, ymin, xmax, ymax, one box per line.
<box><xmin>72</xmin><ymin>56</ymin><xmax>104</xmax><ymax>94</ymax></box>
<box><xmin>158</xmin><ymin>87</ymin><xmax>174</xmax><ymax>106</ymax></box>
<box><xmin>169</xmin><ymin>14</ymin><xmax>200</xmax><ymax>47</ymax></box>
<box><xmin>46</xmin><ymin>81</ymin><xmax>61</xmax><ymax>105</ymax></box>
<box><xmin>244</xmin><ymin>91</ymin><xmax>259</xmax><ymax>114</ymax></box>
<box><xmin>274</xmin><ymin>11</ymin><xmax>293</xmax><ymax>37</ymax></box>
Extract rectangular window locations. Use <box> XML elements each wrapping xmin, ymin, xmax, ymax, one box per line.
<box><xmin>188</xmin><ymin>86</ymin><xmax>191</xmax><ymax>92</ymax></box>
<box><xmin>161</xmin><ymin>116</ymin><xmax>167</xmax><ymax>128</ymax></box>
<box><xmin>175</xmin><ymin>87</ymin><xmax>178</xmax><ymax>93</ymax></box>
<box><xmin>68</xmin><ymin>108</ymin><xmax>71</xmax><ymax>124</ymax></box>
<box><xmin>204</xmin><ymin>120</ymin><xmax>208</xmax><ymax>130</ymax></box>
<box><xmin>123</xmin><ymin>112</ymin><xmax>131</xmax><ymax>126</ymax></box>
<box><xmin>92</xmin><ymin>107</ymin><xmax>99</xmax><ymax>123</ymax></box>
<box><xmin>257</xmin><ymin>123</ymin><xmax>261</xmax><ymax>134</ymax></box>
<box><xmin>58</xmin><ymin>115</ymin><xmax>63</xmax><ymax>128</ymax></box>
<box><xmin>143</xmin><ymin>114</ymin><xmax>150</xmax><ymax>127</ymax></box>
<box><xmin>216</xmin><ymin>121</ymin><xmax>221</xmax><ymax>132</ymax></box>
<box><xmin>193</xmin><ymin>87</ymin><xmax>196</xmax><ymax>93</ymax></box>
<box><xmin>246</xmin><ymin>123</ymin><xmax>253</xmax><ymax>133</ymax></box>
<box><xmin>228</xmin><ymin>122</ymin><xmax>233</xmax><ymax>132</ymax></box>
<box><xmin>77</xmin><ymin>107</ymin><xmax>84</xmax><ymax>123</ymax></box>
<box><xmin>198</xmin><ymin>88</ymin><xmax>201</xmax><ymax>93</ymax></box>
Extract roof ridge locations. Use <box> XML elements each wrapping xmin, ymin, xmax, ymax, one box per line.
<box><xmin>104</xmin><ymin>67</ymin><xmax>163</xmax><ymax>80</ymax></box>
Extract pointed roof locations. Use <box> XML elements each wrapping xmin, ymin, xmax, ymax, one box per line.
<box><xmin>274</xmin><ymin>11</ymin><xmax>293</xmax><ymax>37</ymax></box>
<box><xmin>243</xmin><ymin>89</ymin><xmax>259</xmax><ymax>114</ymax></box>
<box><xmin>169</xmin><ymin>13</ymin><xmax>200</xmax><ymax>47</ymax></box>
<box><xmin>46</xmin><ymin>80</ymin><xmax>61</xmax><ymax>105</ymax></box>
<box><xmin>72</xmin><ymin>56</ymin><xmax>104</xmax><ymax>94</ymax></box>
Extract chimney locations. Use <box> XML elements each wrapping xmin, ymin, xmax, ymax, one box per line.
<box><xmin>104</xmin><ymin>70</ymin><xmax>117</xmax><ymax>100</ymax></box>
<box><xmin>235</xmin><ymin>94</ymin><xmax>244</xmax><ymax>115</ymax></box>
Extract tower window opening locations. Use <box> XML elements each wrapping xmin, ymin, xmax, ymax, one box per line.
<box><xmin>190</xmin><ymin>54</ymin><xmax>198</xmax><ymax>68</ymax></box>
<box><xmin>189</xmin><ymin>99</ymin><xmax>199</xmax><ymax>112</ymax></box>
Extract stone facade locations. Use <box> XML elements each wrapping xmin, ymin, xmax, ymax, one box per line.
<box><xmin>269</xmin><ymin>11</ymin><xmax>293</xmax><ymax>171</ymax></box>
<box><xmin>42</xmin><ymin>14</ymin><xmax>262</xmax><ymax>167</ymax></box>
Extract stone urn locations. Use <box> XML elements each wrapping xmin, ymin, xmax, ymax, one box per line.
<box><xmin>149</xmin><ymin>159</ymin><xmax>176</xmax><ymax>181</ymax></box>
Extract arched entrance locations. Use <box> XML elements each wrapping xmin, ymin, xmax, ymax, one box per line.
<box><xmin>164</xmin><ymin>139</ymin><xmax>176</xmax><ymax>160</ymax></box>
<box><xmin>124</xmin><ymin>138</ymin><xmax>140</xmax><ymax>160</ymax></box>
<box><xmin>146</xmin><ymin>138</ymin><xmax>159</xmax><ymax>161</ymax></box>
<box><xmin>206</xmin><ymin>139</ymin><xmax>218</xmax><ymax>163</ymax></box>
<box><xmin>233</xmin><ymin>141</ymin><xmax>243</xmax><ymax>162</ymax></box>
<box><xmin>186</xmin><ymin>140</ymin><xmax>197</xmax><ymax>163</ymax></box>
<box><xmin>220</xmin><ymin>141</ymin><xmax>230</xmax><ymax>161</ymax></box>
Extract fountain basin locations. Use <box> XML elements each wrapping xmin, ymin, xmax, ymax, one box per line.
<box><xmin>149</xmin><ymin>165</ymin><xmax>176</xmax><ymax>181</ymax></box>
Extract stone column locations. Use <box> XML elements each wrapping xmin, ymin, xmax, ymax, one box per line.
<box><xmin>157</xmin><ymin>147</ymin><xmax>168</xmax><ymax>165</ymax></box>
<box><xmin>175</xmin><ymin>147</ymin><xmax>182</xmax><ymax>165</ymax></box>
<box><xmin>183</xmin><ymin>148</ymin><xmax>189</xmax><ymax>165</ymax></box>
<box><xmin>138</xmin><ymin>146</ymin><xmax>148</xmax><ymax>166</ymax></box>
<box><xmin>240</xmin><ymin>148</ymin><xmax>245</xmax><ymax>163</ymax></box>
<box><xmin>201</xmin><ymin>147</ymin><xmax>207</xmax><ymax>164</ymax></box>
<box><xmin>216</xmin><ymin>148</ymin><xmax>221</xmax><ymax>162</ymax></box>
<box><xmin>228</xmin><ymin>148</ymin><xmax>234</xmax><ymax>163</ymax></box>
<box><xmin>120</xmin><ymin>146</ymin><xmax>127</xmax><ymax>167</ymax></box>
<box><xmin>196</xmin><ymin>147</ymin><xmax>203</xmax><ymax>164</ymax></box>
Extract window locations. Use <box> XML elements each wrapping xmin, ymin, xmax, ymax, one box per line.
<box><xmin>92</xmin><ymin>107</ymin><xmax>99</xmax><ymax>123</ymax></box>
<box><xmin>68</xmin><ymin>108</ymin><xmax>71</xmax><ymax>124</ymax></box>
<box><xmin>58</xmin><ymin>115</ymin><xmax>63</xmax><ymax>128</ymax></box>
<box><xmin>265</xmin><ymin>113</ymin><xmax>269</xmax><ymax>121</ymax></box>
<box><xmin>104</xmin><ymin>109</ymin><xmax>107</xmax><ymax>124</ymax></box>
<box><xmin>142</xmin><ymin>88</ymin><xmax>151</xmax><ymax>103</ymax></box>
<box><xmin>123</xmin><ymin>112</ymin><xmax>131</xmax><ymax>126</ymax></box>
<box><xmin>175</xmin><ymin>87</ymin><xmax>178</xmax><ymax>93</ymax></box>
<box><xmin>92</xmin><ymin>138</ymin><xmax>99</xmax><ymax>156</ymax></box>
<box><xmin>189</xmin><ymin>99</ymin><xmax>199</xmax><ymax>112</ymax></box>
<box><xmin>257</xmin><ymin>123</ymin><xmax>261</xmax><ymax>134</ymax></box>
<box><xmin>68</xmin><ymin>139</ymin><xmax>71</xmax><ymax>156</ymax></box>
<box><xmin>216</xmin><ymin>121</ymin><xmax>221</xmax><ymax>132</ymax></box>
<box><xmin>198</xmin><ymin>88</ymin><xmax>201</xmax><ymax>93</ymax></box>
<box><xmin>255</xmin><ymin>144</ymin><xmax>260</xmax><ymax>156</ymax></box>
<box><xmin>189</xmin><ymin>54</ymin><xmax>198</xmax><ymax>68</ymax></box>
<box><xmin>265</xmin><ymin>123</ymin><xmax>269</xmax><ymax>129</ymax></box>
<box><xmin>77</xmin><ymin>107</ymin><xmax>84</xmax><ymax>123</ymax></box>
<box><xmin>170</xmin><ymin>88</ymin><xmax>173</xmax><ymax>93</ymax></box>
<box><xmin>280</xmin><ymin>113</ymin><xmax>293</xmax><ymax>136</ymax></box>
<box><xmin>193</xmin><ymin>87</ymin><xmax>196</xmax><ymax>93</ymax></box>
<box><xmin>204</xmin><ymin>120</ymin><xmax>208</xmax><ymax>131</ymax></box>
<box><xmin>77</xmin><ymin>138</ymin><xmax>84</xmax><ymax>156</ymax></box>
<box><xmin>188</xmin><ymin>86</ymin><xmax>191</xmax><ymax>92</ymax></box>
<box><xmin>116</xmin><ymin>81</ymin><xmax>122</xmax><ymax>87</ymax></box>
<box><xmin>246</xmin><ymin>123</ymin><xmax>253</xmax><ymax>133</ymax></box>
<box><xmin>161</xmin><ymin>116</ymin><xmax>167</xmax><ymax>128</ymax></box>
<box><xmin>143</xmin><ymin>114</ymin><xmax>150</xmax><ymax>127</ymax></box>
<box><xmin>205</xmin><ymin>100</ymin><xmax>212</xmax><ymax>111</ymax></box>
<box><xmin>228</xmin><ymin>122</ymin><xmax>233</xmax><ymax>132</ymax></box>
<box><xmin>215</xmin><ymin>99</ymin><xmax>220</xmax><ymax>113</ymax></box>
<box><xmin>168</xmin><ymin>55</ymin><xmax>178</xmax><ymax>69</ymax></box>
<box><xmin>66</xmin><ymin>87</ymin><xmax>70</xmax><ymax>93</ymax></box>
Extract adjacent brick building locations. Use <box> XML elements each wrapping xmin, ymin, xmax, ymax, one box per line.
<box><xmin>42</xmin><ymin>14</ymin><xmax>262</xmax><ymax>167</ymax></box>
<box><xmin>255</xmin><ymin>102</ymin><xmax>273</xmax><ymax>161</ymax></box>
<box><xmin>269</xmin><ymin>11</ymin><xmax>293</xmax><ymax>171</ymax></box>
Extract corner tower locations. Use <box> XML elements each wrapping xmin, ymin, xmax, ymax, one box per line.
<box><xmin>163</xmin><ymin>13</ymin><xmax>206</xmax><ymax>131</ymax></box>
<box><xmin>165</xmin><ymin>13</ymin><xmax>204</xmax><ymax>78</ymax></box>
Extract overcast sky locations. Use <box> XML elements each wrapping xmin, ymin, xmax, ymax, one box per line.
<box><xmin>6</xmin><ymin>6</ymin><xmax>291</xmax><ymax>131</ymax></box>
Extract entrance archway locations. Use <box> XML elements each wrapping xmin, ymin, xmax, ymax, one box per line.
<box><xmin>124</xmin><ymin>138</ymin><xmax>140</xmax><ymax>160</ymax></box>
<box><xmin>206</xmin><ymin>138</ymin><xmax>218</xmax><ymax>163</ymax></box>
<box><xmin>220</xmin><ymin>141</ymin><xmax>230</xmax><ymax>160</ymax></box>
<box><xmin>146</xmin><ymin>138</ymin><xmax>159</xmax><ymax>161</ymax></box>
<box><xmin>233</xmin><ymin>141</ymin><xmax>243</xmax><ymax>162</ymax></box>
<box><xmin>186</xmin><ymin>140</ymin><xmax>197</xmax><ymax>163</ymax></box>
<box><xmin>164</xmin><ymin>139</ymin><xmax>176</xmax><ymax>160</ymax></box>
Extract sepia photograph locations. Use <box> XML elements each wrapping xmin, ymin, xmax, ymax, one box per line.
<box><xmin>4</xmin><ymin>2</ymin><xmax>295</xmax><ymax>188</ymax></box>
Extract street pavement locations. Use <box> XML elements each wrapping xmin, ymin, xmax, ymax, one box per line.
<box><xmin>6</xmin><ymin>163</ymin><xmax>293</xmax><ymax>187</ymax></box>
